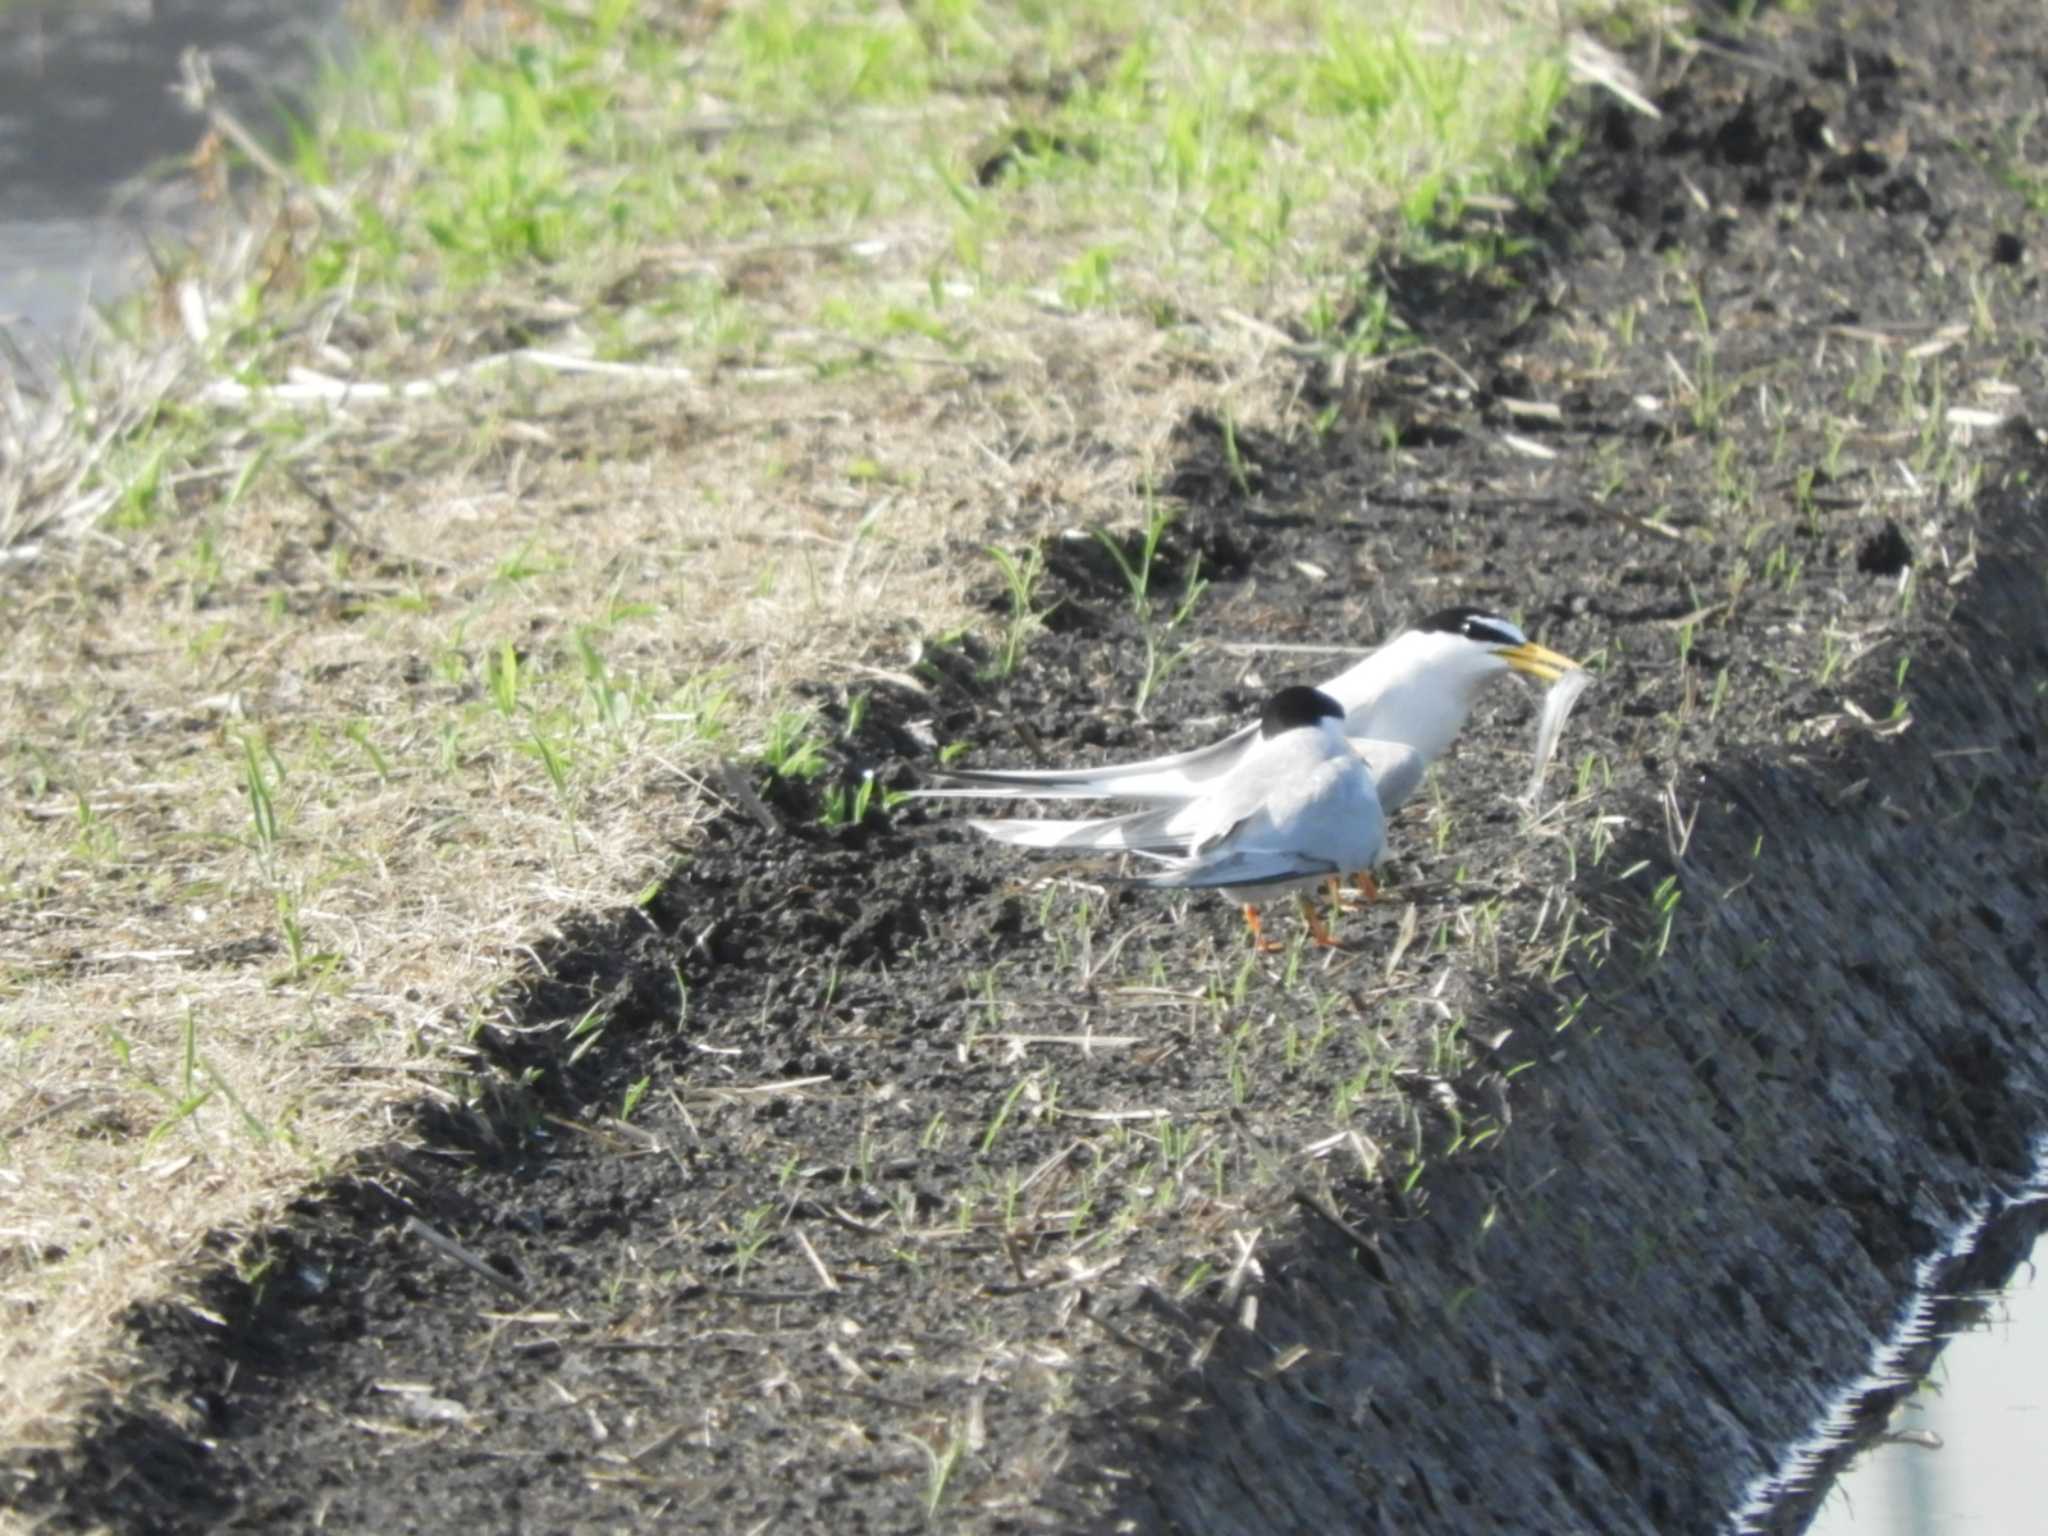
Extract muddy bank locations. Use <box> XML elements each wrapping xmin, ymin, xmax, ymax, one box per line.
<box><xmin>9</xmin><ymin>1</ymin><xmax>2048</xmax><ymax>1532</ymax></box>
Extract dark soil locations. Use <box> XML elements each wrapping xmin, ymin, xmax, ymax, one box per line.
<box><xmin>11</xmin><ymin>1</ymin><xmax>2048</xmax><ymax>1532</ymax></box>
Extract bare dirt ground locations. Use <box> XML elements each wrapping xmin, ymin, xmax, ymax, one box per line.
<box><xmin>10</xmin><ymin>1</ymin><xmax>2048</xmax><ymax>1532</ymax></box>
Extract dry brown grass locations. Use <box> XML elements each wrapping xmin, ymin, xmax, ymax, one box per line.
<box><xmin>0</xmin><ymin>0</ymin><xmax>1600</xmax><ymax>1453</ymax></box>
<box><xmin>0</xmin><ymin>235</ymin><xmax>1299</xmax><ymax>1451</ymax></box>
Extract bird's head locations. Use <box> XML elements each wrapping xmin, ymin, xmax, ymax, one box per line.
<box><xmin>1258</xmin><ymin>684</ymin><xmax>1345</xmax><ymax>739</ymax></box>
<box><xmin>1411</xmin><ymin>606</ymin><xmax>1577</xmax><ymax>688</ymax></box>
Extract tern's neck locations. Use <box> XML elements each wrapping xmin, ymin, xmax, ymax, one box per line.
<box><xmin>1350</xmin><ymin>640</ymin><xmax>1489</xmax><ymax>762</ymax></box>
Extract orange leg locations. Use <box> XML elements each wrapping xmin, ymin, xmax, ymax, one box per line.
<box><xmin>1242</xmin><ymin>904</ymin><xmax>1285</xmax><ymax>953</ymax></box>
<box><xmin>1299</xmin><ymin>892</ymin><xmax>1343</xmax><ymax>948</ymax></box>
<box><xmin>1353</xmin><ymin>870</ymin><xmax>1379</xmax><ymax>903</ymax></box>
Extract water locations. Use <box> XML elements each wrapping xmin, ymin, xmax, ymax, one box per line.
<box><xmin>0</xmin><ymin>0</ymin><xmax>344</xmax><ymax>343</ymax></box>
<box><xmin>1738</xmin><ymin>1145</ymin><xmax>2048</xmax><ymax>1535</ymax></box>
<box><xmin>1806</xmin><ymin>1233</ymin><xmax>2048</xmax><ymax>1534</ymax></box>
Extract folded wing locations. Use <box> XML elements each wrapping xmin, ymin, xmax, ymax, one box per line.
<box><xmin>916</xmin><ymin>723</ymin><xmax>1257</xmax><ymax>804</ymax></box>
<box><xmin>950</xmin><ymin>738</ymin><xmax>1421</xmax><ymax>855</ymax></box>
<box><xmin>964</xmin><ymin>806</ymin><xmax>1200</xmax><ymax>858</ymax></box>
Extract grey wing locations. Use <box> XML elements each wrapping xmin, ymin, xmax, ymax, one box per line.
<box><xmin>910</xmin><ymin>721</ymin><xmax>1259</xmax><ymax>803</ymax></box>
<box><xmin>959</xmin><ymin>747</ymin><xmax>1305</xmax><ymax>858</ymax></box>
<box><xmin>964</xmin><ymin>803</ymin><xmax>1201</xmax><ymax>857</ymax></box>
<box><xmin>1354</xmin><ymin>738</ymin><xmax>1426</xmax><ymax>815</ymax></box>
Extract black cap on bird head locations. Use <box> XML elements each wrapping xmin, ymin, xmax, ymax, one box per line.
<box><xmin>1416</xmin><ymin>605</ymin><xmax>1526</xmax><ymax>648</ymax></box>
<box><xmin>1259</xmin><ymin>685</ymin><xmax>1344</xmax><ymax>739</ymax></box>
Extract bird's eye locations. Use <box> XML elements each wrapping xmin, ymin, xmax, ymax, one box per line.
<box><xmin>1455</xmin><ymin>615</ymin><xmax>1521</xmax><ymax>647</ymax></box>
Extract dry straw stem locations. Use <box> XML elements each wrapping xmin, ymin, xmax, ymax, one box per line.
<box><xmin>0</xmin><ymin>0</ymin><xmax>1583</xmax><ymax>1448</ymax></box>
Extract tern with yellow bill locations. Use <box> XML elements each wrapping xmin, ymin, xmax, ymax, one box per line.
<box><xmin>922</xmin><ymin>608</ymin><xmax>1579</xmax><ymax>854</ymax></box>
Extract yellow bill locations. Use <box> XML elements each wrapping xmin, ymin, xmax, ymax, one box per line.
<box><xmin>1495</xmin><ymin>639</ymin><xmax>1579</xmax><ymax>685</ymax></box>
